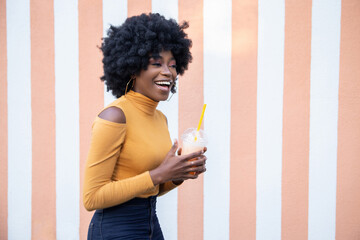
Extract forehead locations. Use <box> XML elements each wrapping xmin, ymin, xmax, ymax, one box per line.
<box><xmin>150</xmin><ymin>50</ymin><xmax>174</xmax><ymax>59</ymax></box>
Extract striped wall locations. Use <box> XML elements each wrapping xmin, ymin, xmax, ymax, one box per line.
<box><xmin>1</xmin><ymin>0</ymin><xmax>360</xmax><ymax>239</ymax></box>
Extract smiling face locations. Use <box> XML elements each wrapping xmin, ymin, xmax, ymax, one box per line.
<box><xmin>133</xmin><ymin>50</ymin><xmax>177</xmax><ymax>102</ymax></box>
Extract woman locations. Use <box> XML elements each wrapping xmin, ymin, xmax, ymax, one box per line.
<box><xmin>83</xmin><ymin>13</ymin><xmax>207</xmax><ymax>239</ymax></box>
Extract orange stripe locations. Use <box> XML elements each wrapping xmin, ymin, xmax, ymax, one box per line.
<box><xmin>178</xmin><ymin>1</ymin><xmax>204</xmax><ymax>239</ymax></box>
<box><xmin>336</xmin><ymin>0</ymin><xmax>360</xmax><ymax>238</ymax></box>
<box><xmin>229</xmin><ymin>1</ymin><xmax>257</xmax><ymax>239</ymax></box>
<box><xmin>281</xmin><ymin>0</ymin><xmax>311</xmax><ymax>239</ymax></box>
<box><xmin>79</xmin><ymin>0</ymin><xmax>104</xmax><ymax>239</ymax></box>
<box><xmin>128</xmin><ymin>0</ymin><xmax>151</xmax><ymax>17</ymax></box>
<box><xmin>0</xmin><ymin>0</ymin><xmax>8</xmax><ymax>239</ymax></box>
<box><xmin>30</xmin><ymin>0</ymin><xmax>56</xmax><ymax>238</ymax></box>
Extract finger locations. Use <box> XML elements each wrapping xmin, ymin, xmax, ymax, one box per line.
<box><xmin>191</xmin><ymin>166</ymin><xmax>206</xmax><ymax>173</ymax></box>
<box><xmin>188</xmin><ymin>156</ymin><xmax>207</xmax><ymax>166</ymax></box>
<box><xmin>185</xmin><ymin>173</ymin><xmax>198</xmax><ymax>179</ymax></box>
<box><xmin>167</xmin><ymin>139</ymin><xmax>178</xmax><ymax>157</ymax></box>
<box><xmin>177</xmin><ymin>147</ymin><xmax>182</xmax><ymax>156</ymax></box>
<box><xmin>180</xmin><ymin>149</ymin><xmax>204</xmax><ymax>161</ymax></box>
<box><xmin>203</xmin><ymin>147</ymin><xmax>207</xmax><ymax>153</ymax></box>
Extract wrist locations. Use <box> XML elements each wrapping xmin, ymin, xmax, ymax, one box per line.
<box><xmin>172</xmin><ymin>180</ymin><xmax>183</xmax><ymax>185</ymax></box>
<box><xmin>149</xmin><ymin>168</ymin><xmax>164</xmax><ymax>186</ymax></box>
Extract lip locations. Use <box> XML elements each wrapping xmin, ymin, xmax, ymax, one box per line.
<box><xmin>155</xmin><ymin>84</ymin><xmax>170</xmax><ymax>92</ymax></box>
<box><xmin>154</xmin><ymin>80</ymin><xmax>172</xmax><ymax>93</ymax></box>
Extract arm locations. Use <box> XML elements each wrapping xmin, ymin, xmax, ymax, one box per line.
<box><xmin>83</xmin><ymin>107</ymin><xmax>156</xmax><ymax>211</ymax></box>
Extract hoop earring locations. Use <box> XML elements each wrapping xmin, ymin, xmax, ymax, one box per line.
<box><xmin>166</xmin><ymin>92</ymin><xmax>173</xmax><ymax>101</ymax></box>
<box><xmin>125</xmin><ymin>77</ymin><xmax>135</xmax><ymax>95</ymax></box>
<box><xmin>167</xmin><ymin>75</ymin><xmax>178</xmax><ymax>102</ymax></box>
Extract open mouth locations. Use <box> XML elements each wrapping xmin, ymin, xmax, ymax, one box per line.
<box><xmin>154</xmin><ymin>81</ymin><xmax>172</xmax><ymax>92</ymax></box>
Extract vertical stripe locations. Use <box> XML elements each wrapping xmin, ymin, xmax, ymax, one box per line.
<box><xmin>281</xmin><ymin>0</ymin><xmax>311</xmax><ymax>239</ymax></box>
<box><xmin>103</xmin><ymin>0</ymin><xmax>127</xmax><ymax>106</ymax></box>
<box><xmin>203</xmin><ymin>0</ymin><xmax>231</xmax><ymax>239</ymax></box>
<box><xmin>230</xmin><ymin>0</ymin><xmax>258</xmax><ymax>239</ymax></box>
<box><xmin>4</xmin><ymin>1</ymin><xmax>360</xmax><ymax>239</ymax></box>
<box><xmin>256</xmin><ymin>0</ymin><xmax>285</xmax><ymax>239</ymax></box>
<box><xmin>151</xmin><ymin>0</ymin><xmax>179</xmax><ymax>155</ymax></box>
<box><xmin>79</xmin><ymin>0</ymin><xmax>104</xmax><ymax>239</ymax></box>
<box><xmin>6</xmin><ymin>0</ymin><xmax>32</xmax><ymax>239</ymax></box>
<box><xmin>178</xmin><ymin>0</ymin><xmax>204</xmax><ymax>239</ymax></box>
<box><xmin>30</xmin><ymin>0</ymin><xmax>56</xmax><ymax>238</ymax></box>
<box><xmin>308</xmin><ymin>0</ymin><xmax>341</xmax><ymax>239</ymax></box>
<box><xmin>0</xmin><ymin>0</ymin><xmax>8</xmax><ymax>239</ymax></box>
<box><xmin>152</xmin><ymin>1</ymin><xmax>179</xmax><ymax>239</ymax></box>
<box><xmin>54</xmin><ymin>0</ymin><xmax>80</xmax><ymax>239</ymax></box>
<box><xmin>336</xmin><ymin>0</ymin><xmax>360</xmax><ymax>239</ymax></box>
<box><xmin>152</xmin><ymin>0</ymin><xmax>178</xmax><ymax>20</ymax></box>
<box><xmin>128</xmin><ymin>0</ymin><xmax>151</xmax><ymax>17</ymax></box>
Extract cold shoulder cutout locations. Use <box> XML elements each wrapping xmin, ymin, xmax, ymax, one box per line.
<box><xmin>98</xmin><ymin>106</ymin><xmax>126</xmax><ymax>124</ymax></box>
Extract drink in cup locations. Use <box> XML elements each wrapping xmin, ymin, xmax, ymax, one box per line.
<box><xmin>181</xmin><ymin>128</ymin><xmax>207</xmax><ymax>175</ymax></box>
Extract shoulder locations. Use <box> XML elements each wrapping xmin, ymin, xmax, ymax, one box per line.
<box><xmin>98</xmin><ymin>106</ymin><xmax>126</xmax><ymax>124</ymax></box>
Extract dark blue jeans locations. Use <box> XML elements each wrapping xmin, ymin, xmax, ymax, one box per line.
<box><xmin>87</xmin><ymin>196</ymin><xmax>164</xmax><ymax>240</ymax></box>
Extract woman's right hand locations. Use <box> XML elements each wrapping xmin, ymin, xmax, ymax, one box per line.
<box><xmin>149</xmin><ymin>139</ymin><xmax>207</xmax><ymax>186</ymax></box>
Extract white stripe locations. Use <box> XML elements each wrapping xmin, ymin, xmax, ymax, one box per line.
<box><xmin>203</xmin><ymin>0</ymin><xmax>231</xmax><ymax>239</ymax></box>
<box><xmin>308</xmin><ymin>1</ymin><xmax>341</xmax><ymax>239</ymax></box>
<box><xmin>152</xmin><ymin>1</ymin><xmax>179</xmax><ymax>239</ymax></box>
<box><xmin>6</xmin><ymin>0</ymin><xmax>32</xmax><ymax>239</ymax></box>
<box><xmin>152</xmin><ymin>0</ymin><xmax>178</xmax><ymax>20</ymax></box>
<box><xmin>54</xmin><ymin>0</ymin><xmax>80</xmax><ymax>239</ymax></box>
<box><xmin>256</xmin><ymin>0</ymin><xmax>285</xmax><ymax>239</ymax></box>
<box><xmin>103</xmin><ymin>0</ymin><xmax>127</xmax><ymax>106</ymax></box>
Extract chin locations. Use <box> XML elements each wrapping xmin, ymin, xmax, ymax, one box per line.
<box><xmin>153</xmin><ymin>89</ymin><xmax>171</xmax><ymax>101</ymax></box>
<box><xmin>157</xmin><ymin>94</ymin><xmax>170</xmax><ymax>102</ymax></box>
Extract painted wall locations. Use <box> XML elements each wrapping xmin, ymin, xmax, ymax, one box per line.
<box><xmin>1</xmin><ymin>0</ymin><xmax>359</xmax><ymax>239</ymax></box>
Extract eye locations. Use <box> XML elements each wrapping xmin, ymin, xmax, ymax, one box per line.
<box><xmin>169</xmin><ymin>60</ymin><xmax>177</xmax><ymax>69</ymax></box>
<box><xmin>149</xmin><ymin>57</ymin><xmax>162</xmax><ymax>67</ymax></box>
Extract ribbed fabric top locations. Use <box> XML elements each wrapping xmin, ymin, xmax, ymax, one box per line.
<box><xmin>83</xmin><ymin>90</ymin><xmax>178</xmax><ymax>211</ymax></box>
<box><xmin>125</xmin><ymin>90</ymin><xmax>159</xmax><ymax>115</ymax></box>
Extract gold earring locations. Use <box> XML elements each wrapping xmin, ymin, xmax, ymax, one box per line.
<box><xmin>125</xmin><ymin>77</ymin><xmax>135</xmax><ymax>95</ymax></box>
<box><xmin>167</xmin><ymin>76</ymin><xmax>178</xmax><ymax>102</ymax></box>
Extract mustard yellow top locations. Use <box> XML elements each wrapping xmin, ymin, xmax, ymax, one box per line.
<box><xmin>83</xmin><ymin>90</ymin><xmax>178</xmax><ymax>211</ymax></box>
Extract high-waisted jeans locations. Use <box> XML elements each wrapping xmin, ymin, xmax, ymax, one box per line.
<box><xmin>87</xmin><ymin>196</ymin><xmax>164</xmax><ymax>240</ymax></box>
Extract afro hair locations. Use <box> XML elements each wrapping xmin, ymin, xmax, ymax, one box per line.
<box><xmin>100</xmin><ymin>13</ymin><xmax>192</xmax><ymax>98</ymax></box>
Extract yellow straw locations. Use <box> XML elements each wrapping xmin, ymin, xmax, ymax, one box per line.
<box><xmin>194</xmin><ymin>104</ymin><xmax>207</xmax><ymax>141</ymax></box>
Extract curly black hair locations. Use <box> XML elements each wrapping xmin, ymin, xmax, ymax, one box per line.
<box><xmin>100</xmin><ymin>13</ymin><xmax>192</xmax><ymax>98</ymax></box>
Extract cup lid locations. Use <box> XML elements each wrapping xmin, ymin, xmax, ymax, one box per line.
<box><xmin>181</xmin><ymin>128</ymin><xmax>208</xmax><ymax>144</ymax></box>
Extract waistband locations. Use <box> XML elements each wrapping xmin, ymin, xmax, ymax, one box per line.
<box><xmin>96</xmin><ymin>196</ymin><xmax>157</xmax><ymax>213</ymax></box>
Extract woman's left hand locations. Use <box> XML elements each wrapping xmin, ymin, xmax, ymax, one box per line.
<box><xmin>149</xmin><ymin>140</ymin><xmax>207</xmax><ymax>185</ymax></box>
<box><xmin>171</xmin><ymin>146</ymin><xmax>207</xmax><ymax>185</ymax></box>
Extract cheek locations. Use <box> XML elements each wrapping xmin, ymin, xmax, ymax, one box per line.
<box><xmin>171</xmin><ymin>69</ymin><xmax>177</xmax><ymax>79</ymax></box>
<box><xmin>140</xmin><ymin>70</ymin><xmax>156</xmax><ymax>83</ymax></box>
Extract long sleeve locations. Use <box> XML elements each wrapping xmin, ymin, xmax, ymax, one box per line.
<box><xmin>83</xmin><ymin>118</ymin><xmax>156</xmax><ymax>211</ymax></box>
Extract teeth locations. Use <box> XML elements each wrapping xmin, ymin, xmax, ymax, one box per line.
<box><xmin>155</xmin><ymin>81</ymin><xmax>171</xmax><ymax>86</ymax></box>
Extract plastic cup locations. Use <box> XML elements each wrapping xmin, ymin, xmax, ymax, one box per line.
<box><xmin>181</xmin><ymin>128</ymin><xmax>208</xmax><ymax>175</ymax></box>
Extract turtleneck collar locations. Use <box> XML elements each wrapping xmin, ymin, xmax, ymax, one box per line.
<box><xmin>125</xmin><ymin>90</ymin><xmax>159</xmax><ymax>115</ymax></box>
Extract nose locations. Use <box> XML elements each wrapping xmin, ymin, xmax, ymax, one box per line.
<box><xmin>161</xmin><ymin>64</ymin><xmax>171</xmax><ymax>77</ymax></box>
